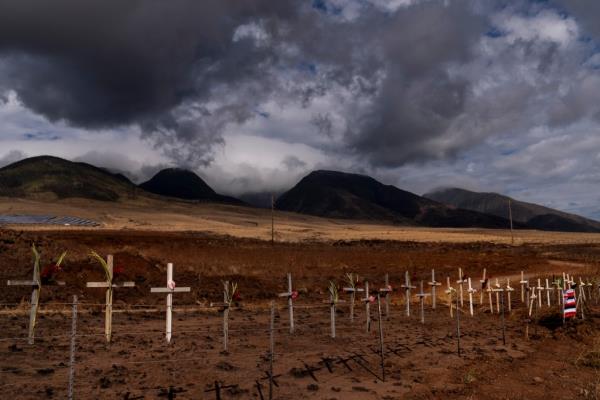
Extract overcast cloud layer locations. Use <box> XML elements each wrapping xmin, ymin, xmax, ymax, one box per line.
<box><xmin>1</xmin><ymin>0</ymin><xmax>600</xmax><ymax>219</ymax></box>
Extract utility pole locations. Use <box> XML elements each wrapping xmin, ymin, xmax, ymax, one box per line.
<box><xmin>508</xmin><ymin>199</ymin><xmax>514</xmax><ymax>245</ymax></box>
<box><xmin>271</xmin><ymin>193</ymin><xmax>275</xmax><ymax>245</ymax></box>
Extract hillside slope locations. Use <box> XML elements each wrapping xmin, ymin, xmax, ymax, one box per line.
<box><xmin>0</xmin><ymin>155</ymin><xmax>138</xmax><ymax>201</ymax></box>
<box><xmin>275</xmin><ymin>170</ymin><xmax>515</xmax><ymax>228</ymax></box>
<box><xmin>425</xmin><ymin>188</ymin><xmax>600</xmax><ymax>233</ymax></box>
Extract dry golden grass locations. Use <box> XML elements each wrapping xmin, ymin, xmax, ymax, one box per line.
<box><xmin>2</xmin><ymin>196</ymin><xmax>600</xmax><ymax>245</ymax></box>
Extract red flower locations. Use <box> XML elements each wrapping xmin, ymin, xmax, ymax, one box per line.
<box><xmin>113</xmin><ymin>265</ymin><xmax>125</xmax><ymax>277</ymax></box>
<box><xmin>368</xmin><ymin>295</ymin><xmax>376</xmax><ymax>303</ymax></box>
<box><xmin>291</xmin><ymin>290</ymin><xmax>299</xmax><ymax>300</ymax></box>
<box><xmin>41</xmin><ymin>264</ymin><xmax>61</xmax><ymax>278</ymax></box>
<box><xmin>232</xmin><ymin>292</ymin><xmax>242</xmax><ymax>301</ymax></box>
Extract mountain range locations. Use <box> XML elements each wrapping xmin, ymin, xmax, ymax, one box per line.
<box><xmin>0</xmin><ymin>155</ymin><xmax>598</xmax><ymax>233</ymax></box>
<box><xmin>425</xmin><ymin>187</ymin><xmax>600</xmax><ymax>233</ymax></box>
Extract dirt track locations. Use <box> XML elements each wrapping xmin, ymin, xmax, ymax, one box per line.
<box><xmin>1</xmin><ymin>228</ymin><xmax>600</xmax><ymax>399</ymax></box>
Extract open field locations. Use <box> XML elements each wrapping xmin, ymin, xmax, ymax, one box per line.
<box><xmin>2</xmin><ymin>197</ymin><xmax>600</xmax><ymax>245</ymax></box>
<box><xmin>1</xmin><ymin>223</ymin><xmax>600</xmax><ymax>398</ymax></box>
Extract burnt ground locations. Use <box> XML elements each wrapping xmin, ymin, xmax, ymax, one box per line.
<box><xmin>1</xmin><ymin>229</ymin><xmax>600</xmax><ymax>399</ymax></box>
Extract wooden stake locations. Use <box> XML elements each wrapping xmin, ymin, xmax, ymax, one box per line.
<box><xmin>67</xmin><ymin>295</ymin><xmax>78</xmax><ymax>400</ymax></box>
<box><xmin>269</xmin><ymin>301</ymin><xmax>275</xmax><ymax>400</ymax></box>
<box><xmin>150</xmin><ymin>263</ymin><xmax>191</xmax><ymax>343</ymax></box>
<box><xmin>545</xmin><ymin>278</ymin><xmax>551</xmax><ymax>306</ymax></box>
<box><xmin>536</xmin><ymin>279</ymin><xmax>543</xmax><ymax>308</ymax></box>
<box><xmin>376</xmin><ymin>294</ymin><xmax>385</xmax><ymax>382</ymax></box>
<box><xmin>428</xmin><ymin>269</ymin><xmax>441</xmax><ymax>309</ymax></box>
<box><xmin>456</xmin><ymin>290</ymin><xmax>461</xmax><ymax>356</ymax></box>
<box><xmin>500</xmin><ymin>290</ymin><xmax>506</xmax><ymax>346</ymax></box>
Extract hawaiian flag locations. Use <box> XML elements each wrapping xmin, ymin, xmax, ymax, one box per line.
<box><xmin>563</xmin><ymin>289</ymin><xmax>577</xmax><ymax>319</ymax></box>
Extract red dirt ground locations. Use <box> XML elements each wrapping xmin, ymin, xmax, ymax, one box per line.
<box><xmin>1</xmin><ymin>228</ymin><xmax>600</xmax><ymax>399</ymax></box>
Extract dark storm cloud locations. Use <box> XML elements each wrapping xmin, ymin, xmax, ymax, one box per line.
<box><xmin>0</xmin><ymin>0</ymin><xmax>296</xmax><ymax>165</ymax></box>
<box><xmin>1</xmin><ymin>0</ymin><xmax>600</xmax><ymax>175</ymax></box>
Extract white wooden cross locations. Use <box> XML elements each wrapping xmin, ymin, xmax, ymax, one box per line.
<box><xmin>428</xmin><ymin>269</ymin><xmax>441</xmax><ymax>309</ymax></box>
<box><xmin>505</xmin><ymin>278</ymin><xmax>514</xmax><ymax>312</ymax></box>
<box><xmin>486</xmin><ymin>281</ymin><xmax>494</xmax><ymax>313</ymax></box>
<box><xmin>278</xmin><ymin>273</ymin><xmax>297</xmax><ymax>334</ymax></box>
<box><xmin>492</xmin><ymin>280</ymin><xmax>504</xmax><ymax>315</ymax></box>
<box><xmin>544</xmin><ymin>278</ymin><xmax>552</xmax><ymax>306</ymax></box>
<box><xmin>400</xmin><ymin>271</ymin><xmax>416</xmax><ymax>317</ymax></box>
<box><xmin>361</xmin><ymin>281</ymin><xmax>372</xmax><ymax>332</ymax></box>
<box><xmin>553</xmin><ymin>277</ymin><xmax>563</xmax><ymax>305</ymax></box>
<box><xmin>7</xmin><ymin>246</ymin><xmax>66</xmax><ymax>344</ymax></box>
<box><xmin>528</xmin><ymin>286</ymin><xmax>537</xmax><ymax>317</ymax></box>
<box><xmin>445</xmin><ymin>276</ymin><xmax>455</xmax><ymax>317</ymax></box>
<box><xmin>379</xmin><ymin>273</ymin><xmax>393</xmax><ymax>317</ymax></box>
<box><xmin>467</xmin><ymin>278</ymin><xmax>476</xmax><ymax>316</ymax></box>
<box><xmin>456</xmin><ymin>268</ymin><xmax>466</xmax><ymax>307</ymax></box>
<box><xmin>150</xmin><ymin>263</ymin><xmax>191</xmax><ymax>343</ymax></box>
<box><xmin>86</xmin><ymin>254</ymin><xmax>135</xmax><ymax>343</ymax></box>
<box><xmin>209</xmin><ymin>280</ymin><xmax>237</xmax><ymax>352</ymax></box>
<box><xmin>536</xmin><ymin>279</ymin><xmax>544</xmax><ymax>308</ymax></box>
<box><xmin>519</xmin><ymin>271</ymin><xmax>527</xmax><ymax>303</ymax></box>
<box><xmin>343</xmin><ymin>273</ymin><xmax>364</xmax><ymax>322</ymax></box>
<box><xmin>586</xmin><ymin>279</ymin><xmax>594</xmax><ymax>301</ymax></box>
<box><xmin>416</xmin><ymin>281</ymin><xmax>430</xmax><ymax>324</ymax></box>
<box><xmin>479</xmin><ymin>268</ymin><xmax>487</xmax><ymax>305</ymax></box>
<box><xmin>494</xmin><ymin>278</ymin><xmax>502</xmax><ymax>313</ymax></box>
<box><xmin>579</xmin><ymin>277</ymin><xmax>587</xmax><ymax>302</ymax></box>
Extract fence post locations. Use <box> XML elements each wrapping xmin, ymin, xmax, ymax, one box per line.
<box><xmin>68</xmin><ymin>295</ymin><xmax>78</xmax><ymax>400</ymax></box>
<box><xmin>376</xmin><ymin>294</ymin><xmax>386</xmax><ymax>382</ymax></box>
<box><xmin>269</xmin><ymin>301</ymin><xmax>275</xmax><ymax>400</ymax></box>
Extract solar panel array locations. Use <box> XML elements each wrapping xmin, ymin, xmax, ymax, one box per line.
<box><xmin>0</xmin><ymin>214</ymin><xmax>99</xmax><ymax>226</ymax></box>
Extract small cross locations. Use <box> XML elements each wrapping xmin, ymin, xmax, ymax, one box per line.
<box><xmin>379</xmin><ymin>273</ymin><xmax>393</xmax><ymax>317</ymax></box>
<box><xmin>416</xmin><ymin>280</ymin><xmax>430</xmax><ymax>324</ymax></box>
<box><xmin>278</xmin><ymin>273</ymin><xmax>297</xmax><ymax>334</ymax></box>
<box><xmin>87</xmin><ymin>253</ymin><xmax>135</xmax><ymax>343</ymax></box>
<box><xmin>324</xmin><ymin>281</ymin><xmax>345</xmax><ymax>338</ymax></box>
<box><xmin>536</xmin><ymin>279</ymin><xmax>544</xmax><ymax>308</ymax></box>
<box><xmin>505</xmin><ymin>278</ymin><xmax>515</xmax><ymax>312</ymax></box>
<box><xmin>479</xmin><ymin>268</ymin><xmax>487</xmax><ymax>305</ymax></box>
<box><xmin>360</xmin><ymin>281</ymin><xmax>373</xmax><ymax>332</ymax></box>
<box><xmin>150</xmin><ymin>263</ymin><xmax>191</xmax><ymax>343</ymax></box>
<box><xmin>445</xmin><ymin>276</ymin><xmax>455</xmax><ymax>318</ymax></box>
<box><xmin>456</xmin><ymin>268</ymin><xmax>466</xmax><ymax>308</ymax></box>
<box><xmin>544</xmin><ymin>278</ymin><xmax>552</xmax><ymax>306</ymax></box>
<box><xmin>491</xmin><ymin>278</ymin><xmax>504</xmax><ymax>314</ymax></box>
<box><xmin>343</xmin><ymin>272</ymin><xmax>364</xmax><ymax>322</ymax></box>
<box><xmin>428</xmin><ymin>269</ymin><xmax>441</xmax><ymax>309</ymax></box>
<box><xmin>400</xmin><ymin>271</ymin><xmax>416</xmax><ymax>317</ymax></box>
<box><xmin>519</xmin><ymin>271</ymin><xmax>528</xmax><ymax>303</ymax></box>
<box><xmin>7</xmin><ymin>245</ymin><xmax>66</xmax><ymax>344</ymax></box>
<box><xmin>467</xmin><ymin>277</ymin><xmax>477</xmax><ymax>316</ymax></box>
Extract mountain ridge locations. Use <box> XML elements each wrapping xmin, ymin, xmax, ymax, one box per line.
<box><xmin>425</xmin><ymin>187</ymin><xmax>600</xmax><ymax>233</ymax></box>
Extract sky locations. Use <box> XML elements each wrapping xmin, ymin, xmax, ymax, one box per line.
<box><xmin>1</xmin><ymin>0</ymin><xmax>600</xmax><ymax>219</ymax></box>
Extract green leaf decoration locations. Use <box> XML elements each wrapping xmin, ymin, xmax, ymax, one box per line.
<box><xmin>90</xmin><ymin>251</ymin><xmax>111</xmax><ymax>283</ymax></box>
